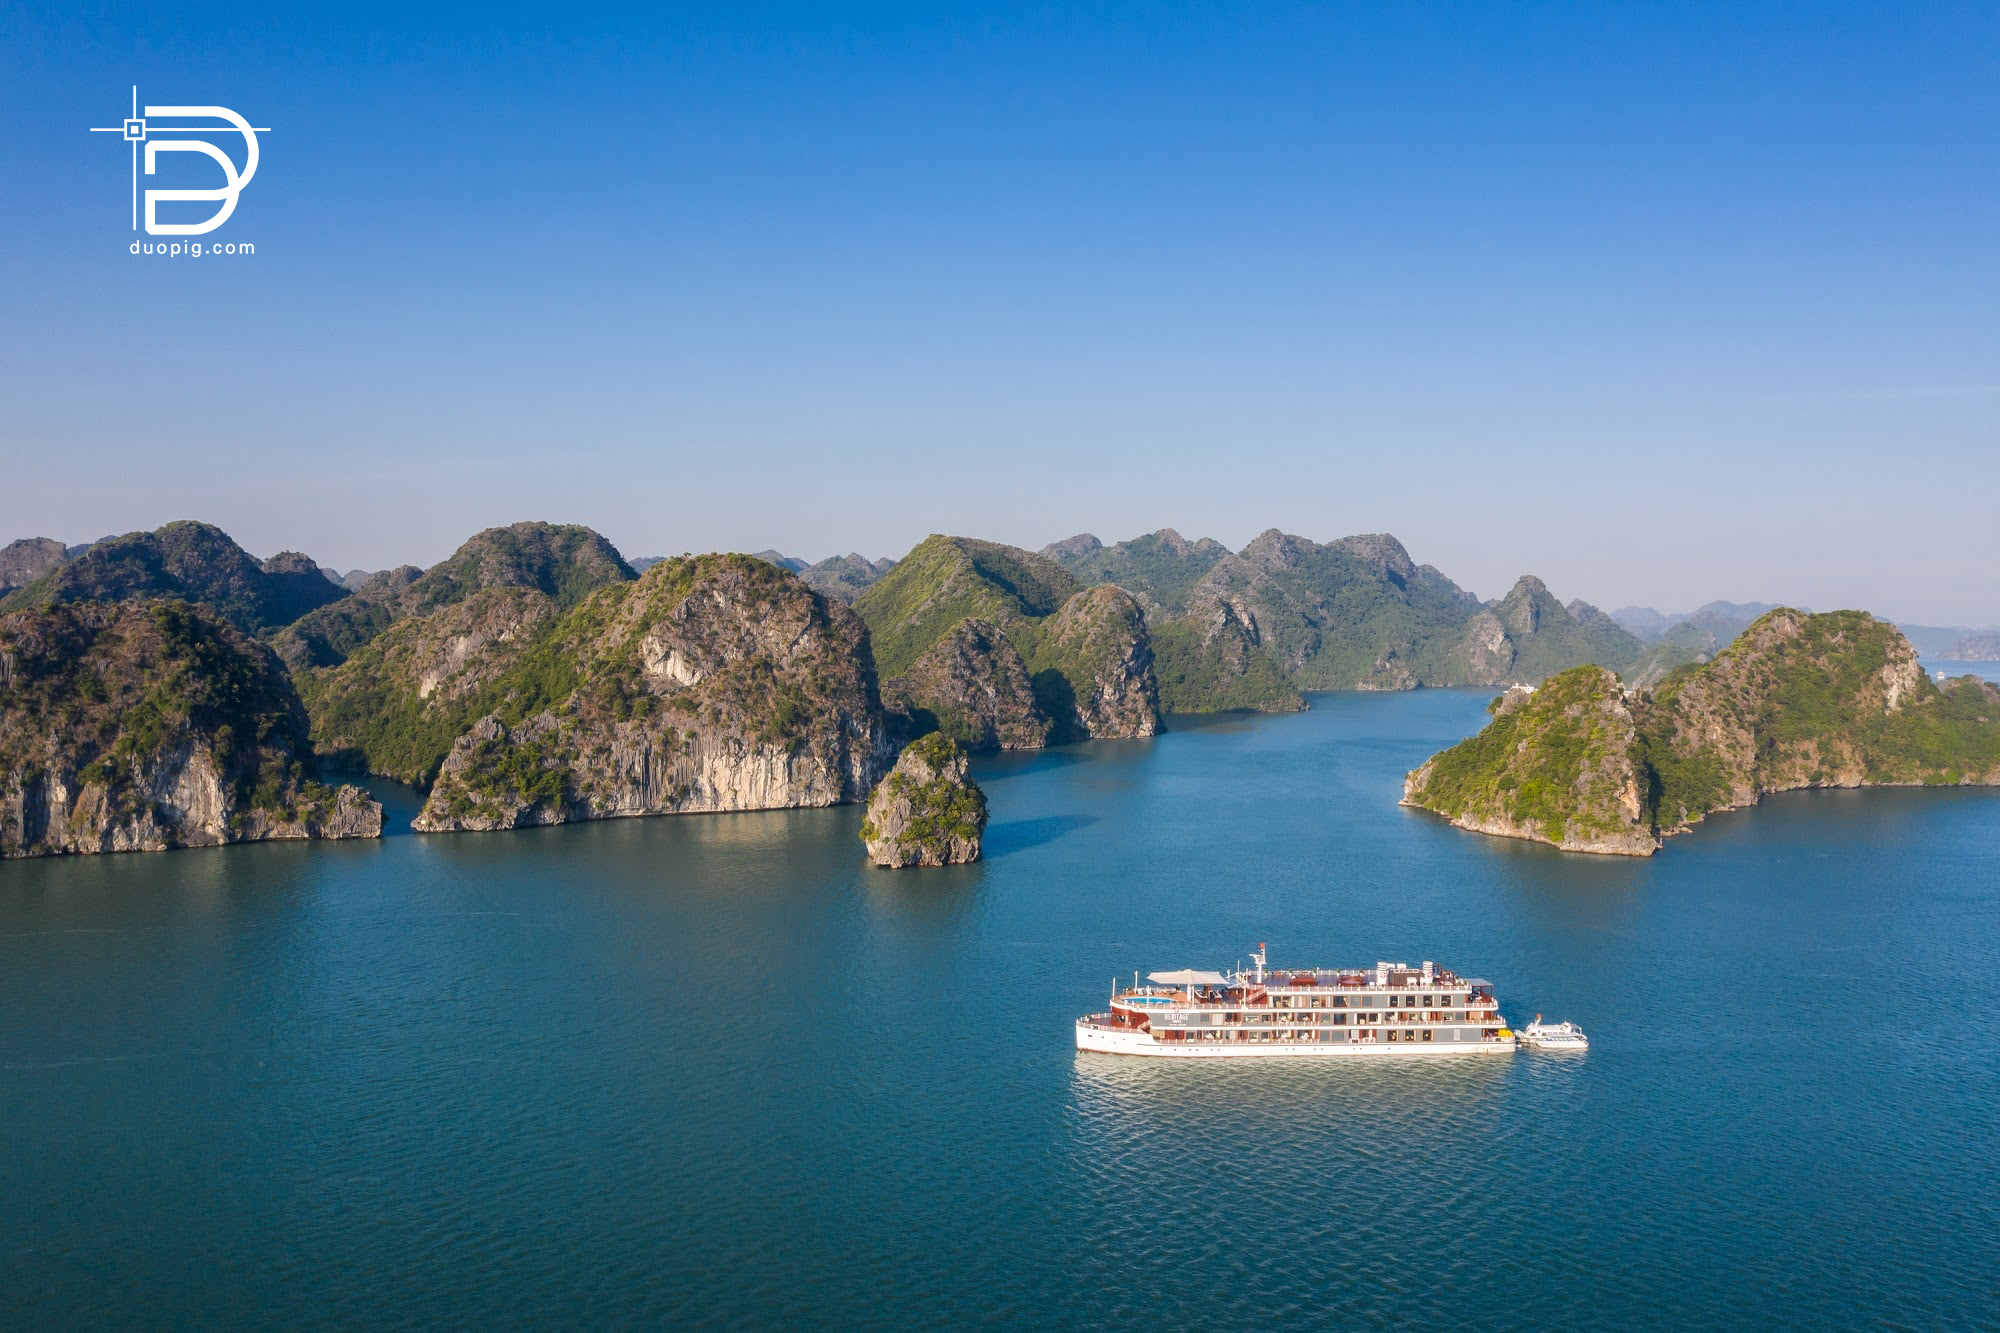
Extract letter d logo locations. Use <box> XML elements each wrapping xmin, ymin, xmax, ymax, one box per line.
<box><xmin>144</xmin><ymin>106</ymin><xmax>260</xmax><ymax>235</ymax></box>
<box><xmin>92</xmin><ymin>89</ymin><xmax>269</xmax><ymax>235</ymax></box>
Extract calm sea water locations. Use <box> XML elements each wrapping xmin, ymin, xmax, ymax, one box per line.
<box><xmin>3</xmin><ymin>690</ymin><xmax>1997</xmax><ymax>1329</ymax></box>
<box><xmin>1926</xmin><ymin>657</ymin><xmax>2000</xmax><ymax>685</ymax></box>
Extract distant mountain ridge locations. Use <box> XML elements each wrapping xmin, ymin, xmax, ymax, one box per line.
<box><xmin>1610</xmin><ymin>601</ymin><xmax>1797</xmax><ymax>640</ymax></box>
<box><xmin>0</xmin><ymin>521</ymin><xmax>346</xmax><ymax>635</ymax></box>
<box><xmin>277</xmin><ymin>522</ymin><xmax>634</xmax><ymax>670</ymax></box>
<box><xmin>1948</xmin><ymin>632</ymin><xmax>2000</xmax><ymax>661</ymax></box>
<box><xmin>1045</xmin><ymin>527</ymin><xmax>1641</xmax><ymax>699</ymax></box>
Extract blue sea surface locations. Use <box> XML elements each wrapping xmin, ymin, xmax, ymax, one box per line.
<box><xmin>3</xmin><ymin>690</ymin><xmax>1997</xmax><ymax>1328</ymax></box>
<box><xmin>1925</xmin><ymin>657</ymin><xmax>2000</xmax><ymax>685</ymax></box>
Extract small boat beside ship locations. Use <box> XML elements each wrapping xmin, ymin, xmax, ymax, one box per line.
<box><xmin>1075</xmin><ymin>946</ymin><xmax>1520</xmax><ymax>1059</ymax></box>
<box><xmin>1519</xmin><ymin>1015</ymin><xmax>1589</xmax><ymax>1051</ymax></box>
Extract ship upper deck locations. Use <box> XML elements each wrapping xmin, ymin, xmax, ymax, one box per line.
<box><xmin>1131</xmin><ymin>961</ymin><xmax>1495</xmax><ymax>996</ymax></box>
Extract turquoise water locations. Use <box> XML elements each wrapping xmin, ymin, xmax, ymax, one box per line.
<box><xmin>4</xmin><ymin>690</ymin><xmax>1997</xmax><ymax>1328</ymax></box>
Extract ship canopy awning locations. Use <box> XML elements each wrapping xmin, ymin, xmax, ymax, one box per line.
<box><xmin>1148</xmin><ymin>969</ymin><xmax>1232</xmax><ymax>987</ymax></box>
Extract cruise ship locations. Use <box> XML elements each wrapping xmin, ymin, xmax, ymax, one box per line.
<box><xmin>1075</xmin><ymin>947</ymin><xmax>1517</xmax><ymax>1058</ymax></box>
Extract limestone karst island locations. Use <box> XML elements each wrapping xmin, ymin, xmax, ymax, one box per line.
<box><xmin>1402</xmin><ymin>610</ymin><xmax>2000</xmax><ymax>856</ymax></box>
<box><xmin>1</xmin><ymin>520</ymin><xmax>1995</xmax><ymax>862</ymax></box>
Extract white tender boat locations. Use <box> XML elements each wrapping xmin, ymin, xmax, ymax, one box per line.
<box><xmin>1519</xmin><ymin>1015</ymin><xmax>1588</xmax><ymax>1051</ymax></box>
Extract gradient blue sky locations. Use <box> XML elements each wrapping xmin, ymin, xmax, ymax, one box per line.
<box><xmin>4</xmin><ymin>2</ymin><xmax>1996</xmax><ymax>620</ymax></box>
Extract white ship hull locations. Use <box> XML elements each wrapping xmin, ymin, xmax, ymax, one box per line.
<box><xmin>1076</xmin><ymin>1021</ymin><xmax>1516</xmax><ymax>1058</ymax></box>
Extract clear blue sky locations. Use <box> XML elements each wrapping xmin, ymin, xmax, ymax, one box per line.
<box><xmin>4</xmin><ymin>2</ymin><xmax>1996</xmax><ymax>621</ymax></box>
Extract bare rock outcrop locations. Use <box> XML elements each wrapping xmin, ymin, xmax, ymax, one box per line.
<box><xmin>0</xmin><ymin>538</ymin><xmax>69</xmax><ymax>595</ymax></box>
<box><xmin>1034</xmin><ymin>585</ymin><xmax>1161</xmax><ymax>740</ymax></box>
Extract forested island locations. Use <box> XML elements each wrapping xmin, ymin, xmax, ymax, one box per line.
<box><xmin>1</xmin><ymin>521</ymin><xmax>1989</xmax><ymax>859</ymax></box>
<box><xmin>1402</xmin><ymin>610</ymin><xmax>2000</xmax><ymax>855</ymax></box>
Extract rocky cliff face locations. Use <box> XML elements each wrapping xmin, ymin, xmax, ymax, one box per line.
<box><xmin>1327</xmin><ymin>532</ymin><xmax>1420</xmax><ymax>582</ymax></box>
<box><xmin>1031</xmin><ymin>586</ymin><xmax>1161</xmax><ymax>740</ymax></box>
<box><xmin>1630</xmin><ymin>608</ymin><xmax>1991</xmax><ymax>830</ymax></box>
<box><xmin>1151</xmin><ymin>595</ymin><xmax>1306</xmax><ymax>713</ymax></box>
<box><xmin>1481</xmin><ymin>576</ymin><xmax>1646</xmax><ymax>684</ymax></box>
<box><xmin>1404</xmin><ymin>611</ymin><xmax>2000</xmax><ymax>856</ymax></box>
<box><xmin>0</xmin><ymin>538</ymin><xmax>69</xmax><ymax>595</ymax></box>
<box><xmin>860</xmin><ymin>733</ymin><xmax>987</xmax><ymax>867</ymax></box>
<box><xmin>882</xmin><ymin>617</ymin><xmax>1051</xmax><ymax>751</ymax></box>
<box><xmin>856</xmin><ymin>535</ymin><xmax>1162</xmax><ymax>739</ymax></box>
<box><xmin>0</xmin><ymin>600</ymin><xmax>380</xmax><ymax>858</ymax></box>
<box><xmin>411</xmin><ymin>554</ymin><xmax>893</xmax><ymax>832</ymax></box>
<box><xmin>296</xmin><ymin>588</ymin><xmax>562</xmax><ymax>783</ymax></box>
<box><xmin>1450</xmin><ymin>609</ymin><xmax>1515</xmax><ymax>683</ymax></box>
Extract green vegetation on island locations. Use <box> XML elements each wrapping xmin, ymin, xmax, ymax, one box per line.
<box><xmin>410</xmin><ymin>553</ymin><xmax>889</xmax><ymax>832</ymax></box>
<box><xmin>860</xmin><ymin>731</ymin><xmax>988</xmax><ymax>867</ymax></box>
<box><xmin>855</xmin><ymin>536</ymin><xmax>1079</xmax><ymax>679</ymax></box>
<box><xmin>279</xmin><ymin>521</ymin><xmax>633</xmax><ymax>668</ymax></box>
<box><xmin>0</xmin><ymin>521</ymin><xmax>346</xmax><ymax>636</ymax></box>
<box><xmin>1043</xmin><ymin>529</ymin><xmax>1229</xmax><ymax>616</ymax></box>
<box><xmin>1403</xmin><ymin>610</ymin><xmax>2000</xmax><ymax>855</ymax></box>
<box><xmin>6</xmin><ymin>511</ymin><xmax>1912</xmax><ymax>856</ymax></box>
<box><xmin>0</xmin><ymin>599</ymin><xmax>379</xmax><ymax>857</ymax></box>
<box><xmin>854</xmin><ymin>536</ymin><xmax>1161</xmax><ymax>748</ymax></box>
<box><xmin>1150</xmin><ymin>609</ymin><xmax>1305</xmax><ymax>714</ymax></box>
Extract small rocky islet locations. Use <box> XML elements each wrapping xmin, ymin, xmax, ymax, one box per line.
<box><xmin>860</xmin><ymin>732</ymin><xmax>988</xmax><ymax>867</ymax></box>
<box><xmin>2</xmin><ymin>522</ymin><xmax>1993</xmax><ymax>859</ymax></box>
